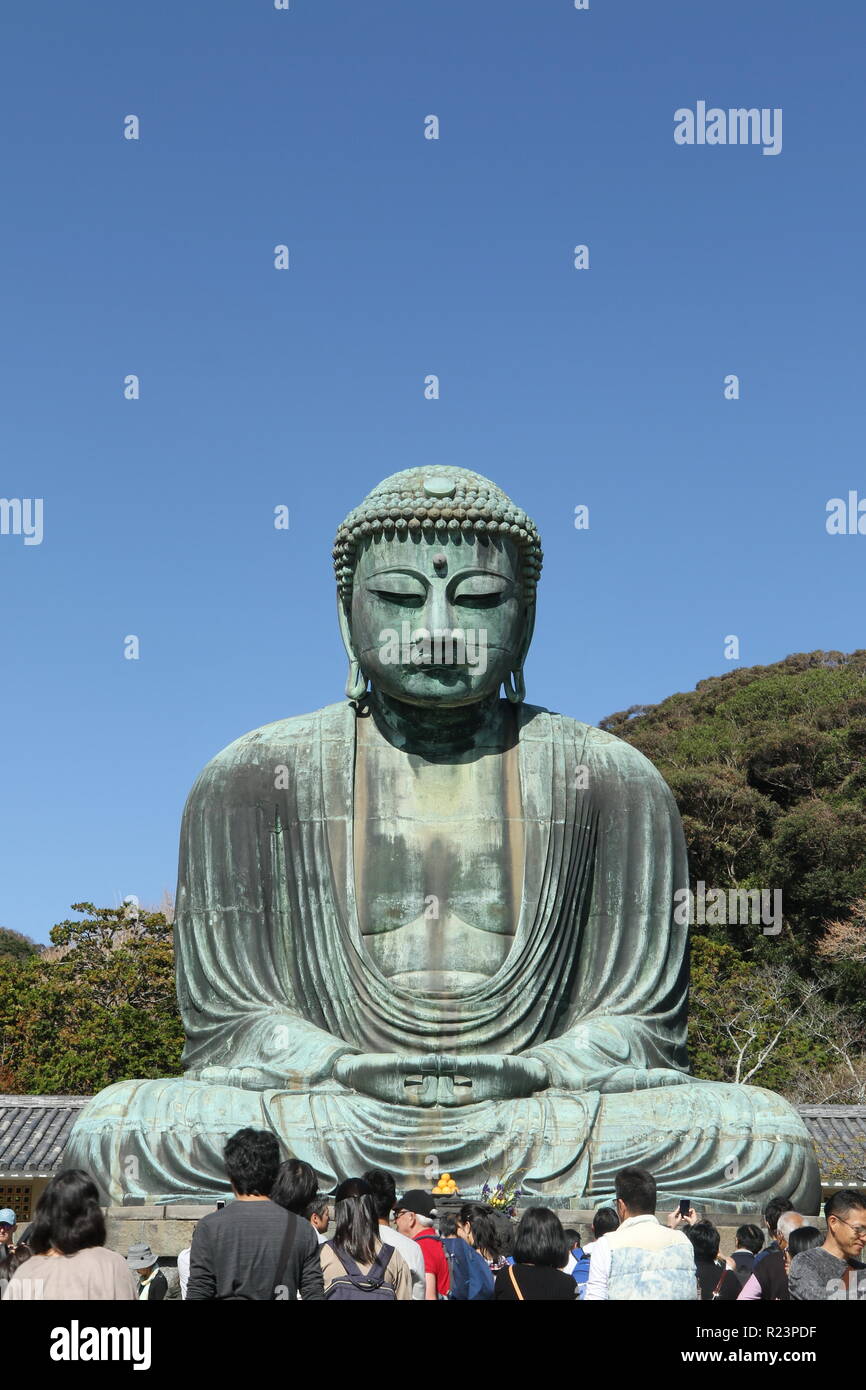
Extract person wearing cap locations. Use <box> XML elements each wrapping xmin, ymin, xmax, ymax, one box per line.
<box><xmin>394</xmin><ymin>1191</ymin><xmax>449</xmax><ymax>1300</ymax></box>
<box><xmin>127</xmin><ymin>1243</ymin><xmax>168</xmax><ymax>1300</ymax></box>
<box><xmin>0</xmin><ymin>1210</ymin><xmax>16</xmax><ymax>1265</ymax></box>
<box><xmin>0</xmin><ymin>1209</ymin><xmax>19</xmax><ymax>1290</ymax></box>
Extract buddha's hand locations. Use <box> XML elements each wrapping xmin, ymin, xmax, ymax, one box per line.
<box><xmin>193</xmin><ymin>1064</ymin><xmax>278</xmax><ymax>1091</ymax></box>
<box><xmin>333</xmin><ymin>1052</ymin><xmax>548</xmax><ymax>1107</ymax></box>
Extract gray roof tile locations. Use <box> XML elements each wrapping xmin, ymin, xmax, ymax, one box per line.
<box><xmin>0</xmin><ymin>1096</ymin><xmax>90</xmax><ymax>1175</ymax></box>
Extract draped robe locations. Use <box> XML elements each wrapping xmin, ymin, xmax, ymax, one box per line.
<box><xmin>65</xmin><ymin>702</ymin><xmax>820</xmax><ymax>1211</ymax></box>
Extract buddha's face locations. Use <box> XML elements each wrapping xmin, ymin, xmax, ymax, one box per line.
<box><xmin>348</xmin><ymin>531</ymin><xmax>528</xmax><ymax>707</ymax></box>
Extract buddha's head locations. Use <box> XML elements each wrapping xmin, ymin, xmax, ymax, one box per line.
<box><xmin>333</xmin><ymin>467</ymin><xmax>542</xmax><ymax>708</ymax></box>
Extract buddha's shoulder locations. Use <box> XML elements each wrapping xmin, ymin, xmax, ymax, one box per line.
<box><xmin>197</xmin><ymin>702</ymin><xmax>350</xmax><ymax>773</ymax></box>
<box><xmin>523</xmin><ymin>704</ymin><xmax>666</xmax><ymax>779</ymax></box>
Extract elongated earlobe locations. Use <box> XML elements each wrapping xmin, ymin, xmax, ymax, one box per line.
<box><xmin>504</xmin><ymin>667</ymin><xmax>525</xmax><ymax>704</ymax></box>
<box><xmin>346</xmin><ymin>659</ymin><xmax>369</xmax><ymax>702</ymax></box>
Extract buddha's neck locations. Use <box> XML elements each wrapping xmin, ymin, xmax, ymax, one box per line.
<box><xmin>367</xmin><ymin>688</ymin><xmax>503</xmax><ymax>756</ymax></box>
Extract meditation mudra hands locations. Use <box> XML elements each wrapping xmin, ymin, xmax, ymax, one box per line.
<box><xmin>192</xmin><ymin>1055</ymin><xmax>691</xmax><ymax>1100</ymax></box>
<box><xmin>333</xmin><ymin>1052</ymin><xmax>549</xmax><ymax>1106</ymax></box>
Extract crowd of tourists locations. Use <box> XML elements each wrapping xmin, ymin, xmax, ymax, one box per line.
<box><xmin>0</xmin><ymin>1128</ymin><xmax>863</xmax><ymax>1301</ymax></box>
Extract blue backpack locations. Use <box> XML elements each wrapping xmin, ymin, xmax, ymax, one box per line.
<box><xmin>442</xmin><ymin>1237</ymin><xmax>495</xmax><ymax>1300</ymax></box>
<box><xmin>325</xmin><ymin>1242</ymin><xmax>396</xmax><ymax>1300</ymax></box>
<box><xmin>571</xmin><ymin>1248</ymin><xmax>591</xmax><ymax>1298</ymax></box>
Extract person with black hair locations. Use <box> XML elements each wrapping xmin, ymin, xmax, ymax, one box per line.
<box><xmin>759</xmin><ymin>1194</ymin><xmax>796</xmax><ymax>1259</ymax></box>
<box><xmin>186</xmin><ymin>1127</ymin><xmax>323</xmax><ymax>1300</ymax></box>
<box><xmin>2</xmin><ymin>1170</ymin><xmax>137</xmax><ymax>1301</ymax></box>
<box><xmin>562</xmin><ymin>1226</ymin><xmax>582</xmax><ymax>1277</ymax></box>
<box><xmin>728</xmin><ymin>1223</ymin><xmax>764</xmax><ymax>1286</ymax></box>
<box><xmin>489</xmin><ymin>1208</ymin><xmax>515</xmax><ymax>1260</ymax></box>
<box><xmin>789</xmin><ymin>1189</ymin><xmax>866</xmax><ymax>1300</ymax></box>
<box><xmin>584</xmin><ymin>1167</ymin><xmax>696</xmax><ymax>1300</ymax></box>
<box><xmin>362</xmin><ymin>1168</ymin><xmax>426</xmax><ymax>1299</ymax></box>
<box><xmin>784</xmin><ymin>1226</ymin><xmax>823</xmax><ymax>1264</ymax></box>
<box><xmin>457</xmin><ymin>1203</ymin><xmax>506</xmax><ymax>1271</ymax></box>
<box><xmin>0</xmin><ymin>1244</ymin><xmax>31</xmax><ymax>1289</ymax></box>
<box><xmin>494</xmin><ymin>1207</ymin><xmax>577</xmax><ymax>1301</ymax></box>
<box><xmin>444</xmin><ymin>1203</ymin><xmax>498</xmax><ymax>1300</ymax></box>
<box><xmin>685</xmin><ymin>1221</ymin><xmax>741</xmax><ymax>1300</ymax></box>
<box><xmin>321</xmin><ymin>1178</ymin><xmax>412</xmax><ymax>1299</ymax></box>
<box><xmin>573</xmin><ymin>1207</ymin><xmax>619</xmax><ymax>1297</ymax></box>
<box><xmin>304</xmin><ymin>1196</ymin><xmax>332</xmax><ymax>1244</ymax></box>
<box><xmin>271</xmin><ymin>1158</ymin><xmax>319</xmax><ymax>1216</ymax></box>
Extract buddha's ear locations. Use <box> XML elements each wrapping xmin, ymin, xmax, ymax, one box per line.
<box><xmin>337</xmin><ymin>596</ymin><xmax>369</xmax><ymax>701</ymax></box>
<box><xmin>504</xmin><ymin>600</ymin><xmax>536</xmax><ymax>704</ymax></box>
<box><xmin>337</xmin><ymin>595</ymin><xmax>357</xmax><ymax>665</ymax></box>
<box><xmin>516</xmin><ymin>600</ymin><xmax>536</xmax><ymax>669</ymax></box>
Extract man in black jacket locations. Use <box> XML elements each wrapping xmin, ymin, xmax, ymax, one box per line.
<box><xmin>186</xmin><ymin>1128</ymin><xmax>324</xmax><ymax>1300</ymax></box>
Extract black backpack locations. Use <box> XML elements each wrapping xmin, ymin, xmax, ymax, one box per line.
<box><xmin>325</xmin><ymin>1242</ymin><xmax>396</xmax><ymax>1301</ymax></box>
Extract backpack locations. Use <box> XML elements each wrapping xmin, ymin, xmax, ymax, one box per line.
<box><xmin>325</xmin><ymin>1242</ymin><xmax>396</xmax><ymax>1301</ymax></box>
<box><xmin>414</xmin><ymin>1228</ymin><xmax>450</xmax><ymax>1299</ymax></box>
<box><xmin>442</xmin><ymin>1237</ymin><xmax>495</xmax><ymax>1301</ymax></box>
<box><xmin>571</xmin><ymin>1248</ymin><xmax>591</xmax><ymax>1298</ymax></box>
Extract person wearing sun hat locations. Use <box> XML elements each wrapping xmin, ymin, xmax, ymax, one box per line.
<box><xmin>127</xmin><ymin>1242</ymin><xmax>168</xmax><ymax>1300</ymax></box>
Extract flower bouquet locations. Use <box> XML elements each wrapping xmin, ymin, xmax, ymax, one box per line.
<box><xmin>480</xmin><ymin>1173</ymin><xmax>523</xmax><ymax>1219</ymax></box>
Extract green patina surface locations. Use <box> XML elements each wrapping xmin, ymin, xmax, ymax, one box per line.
<box><xmin>65</xmin><ymin>467</ymin><xmax>820</xmax><ymax>1211</ymax></box>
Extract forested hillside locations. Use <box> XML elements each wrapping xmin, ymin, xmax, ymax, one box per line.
<box><xmin>603</xmin><ymin>650</ymin><xmax>866</xmax><ymax>1100</ymax></box>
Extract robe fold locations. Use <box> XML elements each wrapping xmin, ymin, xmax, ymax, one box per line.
<box><xmin>65</xmin><ymin>702</ymin><xmax>820</xmax><ymax>1211</ymax></box>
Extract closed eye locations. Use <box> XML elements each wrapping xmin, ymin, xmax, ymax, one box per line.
<box><xmin>451</xmin><ymin>578</ymin><xmax>511</xmax><ymax>608</ymax></box>
<box><xmin>368</xmin><ymin>588</ymin><xmax>426</xmax><ymax>607</ymax></box>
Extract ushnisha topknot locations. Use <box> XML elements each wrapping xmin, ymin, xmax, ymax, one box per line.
<box><xmin>332</xmin><ymin>465</ymin><xmax>543</xmax><ymax>608</ymax></box>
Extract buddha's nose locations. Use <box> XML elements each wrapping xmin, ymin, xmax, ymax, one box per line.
<box><xmin>422</xmin><ymin>584</ymin><xmax>453</xmax><ymax>637</ymax></box>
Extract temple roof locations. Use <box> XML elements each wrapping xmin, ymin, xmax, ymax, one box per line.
<box><xmin>797</xmin><ymin>1106</ymin><xmax>866</xmax><ymax>1186</ymax></box>
<box><xmin>0</xmin><ymin>1095</ymin><xmax>90</xmax><ymax>1177</ymax></box>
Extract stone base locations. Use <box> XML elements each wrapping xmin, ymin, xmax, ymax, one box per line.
<box><xmin>105</xmin><ymin>1204</ymin><xmax>217</xmax><ymax>1262</ymax></box>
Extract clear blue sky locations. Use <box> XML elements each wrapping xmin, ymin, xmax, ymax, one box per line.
<box><xmin>2</xmin><ymin>0</ymin><xmax>864</xmax><ymax>942</ymax></box>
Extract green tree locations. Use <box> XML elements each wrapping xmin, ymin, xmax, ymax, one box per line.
<box><xmin>0</xmin><ymin>903</ymin><xmax>184</xmax><ymax>1095</ymax></box>
<box><xmin>688</xmin><ymin>936</ymin><xmax>840</xmax><ymax>1094</ymax></box>
<box><xmin>0</xmin><ymin>928</ymin><xmax>41</xmax><ymax>964</ymax></box>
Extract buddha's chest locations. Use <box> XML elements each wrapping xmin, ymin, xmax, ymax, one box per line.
<box><xmin>352</xmin><ymin>732</ymin><xmax>525</xmax><ymax>989</ymax></box>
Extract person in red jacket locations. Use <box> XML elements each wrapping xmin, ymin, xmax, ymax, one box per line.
<box><xmin>394</xmin><ymin>1191</ymin><xmax>450</xmax><ymax>1299</ymax></box>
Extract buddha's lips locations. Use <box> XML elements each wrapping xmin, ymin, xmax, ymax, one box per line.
<box><xmin>401</xmin><ymin>664</ymin><xmax>473</xmax><ymax>673</ymax></box>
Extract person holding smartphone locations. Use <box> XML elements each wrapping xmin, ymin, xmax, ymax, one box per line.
<box><xmin>584</xmin><ymin>1167</ymin><xmax>697</xmax><ymax>1300</ymax></box>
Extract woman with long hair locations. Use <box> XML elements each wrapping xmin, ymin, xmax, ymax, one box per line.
<box><xmin>442</xmin><ymin>1202</ymin><xmax>499</xmax><ymax>1299</ymax></box>
<box><xmin>494</xmin><ymin>1207</ymin><xmax>578</xmax><ymax>1301</ymax></box>
<box><xmin>457</xmin><ymin>1202</ymin><xmax>507</xmax><ymax>1270</ymax></box>
<box><xmin>2</xmin><ymin>1170</ymin><xmax>137</xmax><ymax>1300</ymax></box>
<box><xmin>320</xmin><ymin>1178</ymin><xmax>412</xmax><ymax>1300</ymax></box>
